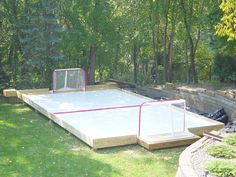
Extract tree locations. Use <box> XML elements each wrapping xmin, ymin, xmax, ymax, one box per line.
<box><xmin>216</xmin><ymin>0</ymin><xmax>236</xmax><ymax>41</ymax></box>
<box><xmin>180</xmin><ymin>0</ymin><xmax>206</xmax><ymax>84</ymax></box>
<box><xmin>1</xmin><ymin>0</ymin><xmax>23</xmax><ymax>87</ymax></box>
<box><xmin>163</xmin><ymin>0</ymin><xmax>170</xmax><ymax>82</ymax></box>
<box><xmin>1</xmin><ymin>0</ymin><xmax>235</xmax><ymax>89</ymax></box>
<box><xmin>21</xmin><ymin>0</ymin><xmax>63</xmax><ymax>87</ymax></box>
<box><xmin>58</xmin><ymin>0</ymin><xmax>118</xmax><ymax>84</ymax></box>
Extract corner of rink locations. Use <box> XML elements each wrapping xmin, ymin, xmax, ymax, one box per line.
<box><xmin>138</xmin><ymin>132</ymin><xmax>200</xmax><ymax>150</ymax></box>
<box><xmin>3</xmin><ymin>88</ymin><xmax>50</xmax><ymax>98</ymax></box>
<box><xmin>3</xmin><ymin>88</ymin><xmax>17</xmax><ymax>97</ymax></box>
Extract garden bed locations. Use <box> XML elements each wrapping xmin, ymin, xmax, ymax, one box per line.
<box><xmin>176</xmin><ymin>130</ymin><xmax>236</xmax><ymax>177</ymax></box>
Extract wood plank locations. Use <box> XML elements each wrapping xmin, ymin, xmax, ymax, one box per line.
<box><xmin>86</xmin><ymin>82</ymin><xmax>118</xmax><ymax>91</ymax></box>
<box><xmin>203</xmin><ymin>132</ymin><xmax>223</xmax><ymax>141</ymax></box>
<box><xmin>17</xmin><ymin>88</ymin><xmax>50</xmax><ymax>100</ymax></box>
<box><xmin>188</xmin><ymin>124</ymin><xmax>224</xmax><ymax>136</ymax></box>
<box><xmin>53</xmin><ymin>82</ymin><xmax>119</xmax><ymax>93</ymax></box>
<box><xmin>3</xmin><ymin>89</ymin><xmax>17</xmax><ymax>97</ymax></box>
<box><xmin>186</xmin><ymin>111</ymin><xmax>224</xmax><ymax>136</ymax></box>
<box><xmin>138</xmin><ymin>134</ymin><xmax>199</xmax><ymax>150</ymax></box>
<box><xmin>93</xmin><ymin>135</ymin><xmax>137</xmax><ymax>149</ymax></box>
<box><xmin>18</xmin><ymin>88</ymin><xmax>50</xmax><ymax>94</ymax></box>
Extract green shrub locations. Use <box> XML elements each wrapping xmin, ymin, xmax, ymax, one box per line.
<box><xmin>224</xmin><ymin>134</ymin><xmax>236</xmax><ymax>146</ymax></box>
<box><xmin>205</xmin><ymin>160</ymin><xmax>236</xmax><ymax>177</ymax></box>
<box><xmin>207</xmin><ymin>144</ymin><xmax>236</xmax><ymax>159</ymax></box>
<box><xmin>213</xmin><ymin>55</ymin><xmax>236</xmax><ymax>83</ymax></box>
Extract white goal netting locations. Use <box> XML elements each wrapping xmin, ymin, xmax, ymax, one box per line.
<box><xmin>52</xmin><ymin>68</ymin><xmax>86</xmax><ymax>92</ymax></box>
<box><xmin>138</xmin><ymin>99</ymin><xmax>189</xmax><ymax>141</ymax></box>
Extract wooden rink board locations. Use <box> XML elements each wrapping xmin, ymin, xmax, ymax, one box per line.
<box><xmin>3</xmin><ymin>89</ymin><xmax>17</xmax><ymax>97</ymax></box>
<box><xmin>138</xmin><ymin>134</ymin><xmax>199</xmax><ymax>150</ymax></box>
<box><xmin>3</xmin><ymin>83</ymin><xmax>224</xmax><ymax>150</ymax></box>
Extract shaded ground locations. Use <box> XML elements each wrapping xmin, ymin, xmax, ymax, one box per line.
<box><xmin>0</xmin><ymin>99</ymin><xmax>184</xmax><ymax>177</ymax></box>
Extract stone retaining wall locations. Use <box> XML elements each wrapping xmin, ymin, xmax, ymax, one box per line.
<box><xmin>134</xmin><ymin>86</ymin><xmax>236</xmax><ymax>122</ymax></box>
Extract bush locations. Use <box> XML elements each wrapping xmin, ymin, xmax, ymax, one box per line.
<box><xmin>224</xmin><ymin>134</ymin><xmax>236</xmax><ymax>146</ymax></box>
<box><xmin>213</xmin><ymin>55</ymin><xmax>236</xmax><ymax>83</ymax></box>
<box><xmin>205</xmin><ymin>160</ymin><xmax>236</xmax><ymax>177</ymax></box>
<box><xmin>207</xmin><ymin>144</ymin><xmax>236</xmax><ymax>159</ymax></box>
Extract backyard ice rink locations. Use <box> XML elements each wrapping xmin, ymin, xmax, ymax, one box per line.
<box><xmin>24</xmin><ymin>89</ymin><xmax>217</xmax><ymax>147</ymax></box>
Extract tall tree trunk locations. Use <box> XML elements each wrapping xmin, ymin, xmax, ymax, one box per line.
<box><xmin>152</xmin><ymin>27</ymin><xmax>158</xmax><ymax>84</ymax></box>
<box><xmin>88</xmin><ymin>0</ymin><xmax>99</xmax><ymax>84</ymax></box>
<box><xmin>13</xmin><ymin>36</ymin><xmax>18</xmax><ymax>86</ymax></box>
<box><xmin>183</xmin><ymin>40</ymin><xmax>190</xmax><ymax>83</ymax></box>
<box><xmin>168</xmin><ymin>22</ymin><xmax>175</xmax><ymax>83</ymax></box>
<box><xmin>167</xmin><ymin>1</ymin><xmax>177</xmax><ymax>83</ymax></box>
<box><xmin>209</xmin><ymin>65</ymin><xmax>212</xmax><ymax>81</ymax></box>
<box><xmin>0</xmin><ymin>62</ymin><xmax>8</xmax><ymax>84</ymax></box>
<box><xmin>21</xmin><ymin>0</ymin><xmax>30</xmax><ymax>87</ymax></box>
<box><xmin>8</xmin><ymin>36</ymin><xmax>14</xmax><ymax>85</ymax></box>
<box><xmin>8</xmin><ymin>0</ymin><xmax>20</xmax><ymax>87</ymax></box>
<box><xmin>163</xmin><ymin>1</ymin><xmax>169</xmax><ymax>82</ymax></box>
<box><xmin>180</xmin><ymin>0</ymin><xmax>198</xmax><ymax>84</ymax></box>
<box><xmin>132</xmin><ymin>43</ymin><xmax>138</xmax><ymax>83</ymax></box>
<box><xmin>89</xmin><ymin>46</ymin><xmax>96</xmax><ymax>84</ymax></box>
<box><xmin>110</xmin><ymin>43</ymin><xmax>120</xmax><ymax>78</ymax></box>
<box><xmin>189</xmin><ymin>36</ymin><xmax>198</xmax><ymax>83</ymax></box>
<box><xmin>145</xmin><ymin>62</ymin><xmax>148</xmax><ymax>74</ymax></box>
<box><xmin>149</xmin><ymin>0</ymin><xmax>159</xmax><ymax>84</ymax></box>
<box><xmin>12</xmin><ymin>1</ymin><xmax>19</xmax><ymax>87</ymax></box>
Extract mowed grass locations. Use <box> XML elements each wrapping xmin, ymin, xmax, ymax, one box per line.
<box><xmin>0</xmin><ymin>100</ymin><xmax>185</xmax><ymax>177</ymax></box>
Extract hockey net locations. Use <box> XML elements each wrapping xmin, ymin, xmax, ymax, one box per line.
<box><xmin>138</xmin><ymin>99</ymin><xmax>188</xmax><ymax>141</ymax></box>
<box><xmin>52</xmin><ymin>68</ymin><xmax>86</xmax><ymax>92</ymax></box>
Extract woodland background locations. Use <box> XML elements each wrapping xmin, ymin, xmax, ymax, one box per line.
<box><xmin>0</xmin><ymin>0</ymin><xmax>236</xmax><ymax>89</ymax></box>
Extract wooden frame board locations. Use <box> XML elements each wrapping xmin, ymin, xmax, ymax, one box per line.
<box><xmin>138</xmin><ymin>135</ymin><xmax>199</xmax><ymax>150</ymax></box>
<box><xmin>186</xmin><ymin>111</ymin><xmax>224</xmax><ymax>136</ymax></box>
<box><xmin>3</xmin><ymin>89</ymin><xmax>17</xmax><ymax>97</ymax></box>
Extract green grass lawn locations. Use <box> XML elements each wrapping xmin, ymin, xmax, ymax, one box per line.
<box><xmin>0</xmin><ymin>99</ymin><xmax>185</xmax><ymax>177</ymax></box>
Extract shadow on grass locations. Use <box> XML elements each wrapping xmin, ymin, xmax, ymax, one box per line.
<box><xmin>0</xmin><ymin>102</ymin><xmax>121</xmax><ymax>177</ymax></box>
<box><xmin>1</xmin><ymin>150</ymin><xmax>120</xmax><ymax>177</ymax></box>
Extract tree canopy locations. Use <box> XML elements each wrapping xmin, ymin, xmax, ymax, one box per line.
<box><xmin>216</xmin><ymin>0</ymin><xmax>236</xmax><ymax>40</ymax></box>
<box><xmin>0</xmin><ymin>0</ymin><xmax>236</xmax><ymax>90</ymax></box>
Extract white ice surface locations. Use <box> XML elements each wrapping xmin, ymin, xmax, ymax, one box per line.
<box><xmin>25</xmin><ymin>89</ymin><xmax>215</xmax><ymax>139</ymax></box>
<box><xmin>26</xmin><ymin>89</ymin><xmax>150</xmax><ymax>113</ymax></box>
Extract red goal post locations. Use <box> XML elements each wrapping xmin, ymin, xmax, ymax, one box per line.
<box><xmin>52</xmin><ymin>68</ymin><xmax>86</xmax><ymax>93</ymax></box>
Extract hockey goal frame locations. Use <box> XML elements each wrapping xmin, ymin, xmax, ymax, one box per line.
<box><xmin>52</xmin><ymin>68</ymin><xmax>86</xmax><ymax>93</ymax></box>
<box><xmin>138</xmin><ymin>99</ymin><xmax>186</xmax><ymax>137</ymax></box>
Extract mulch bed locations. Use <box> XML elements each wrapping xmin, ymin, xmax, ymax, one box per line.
<box><xmin>190</xmin><ymin>130</ymin><xmax>236</xmax><ymax>177</ymax></box>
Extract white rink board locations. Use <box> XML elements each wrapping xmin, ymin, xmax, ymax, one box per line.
<box><xmin>24</xmin><ymin>89</ymin><xmax>217</xmax><ymax>147</ymax></box>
